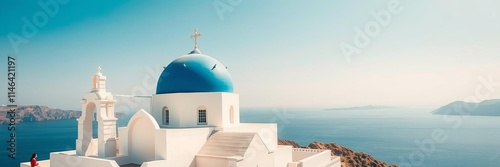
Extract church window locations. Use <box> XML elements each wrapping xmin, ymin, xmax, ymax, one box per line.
<box><xmin>198</xmin><ymin>106</ymin><xmax>207</xmax><ymax>125</ymax></box>
<box><xmin>163</xmin><ymin>106</ymin><xmax>169</xmax><ymax>125</ymax></box>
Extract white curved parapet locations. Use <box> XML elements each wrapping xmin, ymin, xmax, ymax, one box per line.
<box><xmin>20</xmin><ymin>160</ymin><xmax>50</xmax><ymax>167</ymax></box>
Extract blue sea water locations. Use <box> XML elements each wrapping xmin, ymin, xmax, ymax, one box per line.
<box><xmin>1</xmin><ymin>108</ymin><xmax>500</xmax><ymax>167</ymax></box>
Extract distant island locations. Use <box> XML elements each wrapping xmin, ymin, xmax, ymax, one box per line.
<box><xmin>324</xmin><ymin>105</ymin><xmax>396</xmax><ymax>111</ymax></box>
<box><xmin>433</xmin><ymin>99</ymin><xmax>500</xmax><ymax>116</ymax></box>
<box><xmin>278</xmin><ymin>139</ymin><xmax>396</xmax><ymax>167</ymax></box>
<box><xmin>0</xmin><ymin>105</ymin><xmax>81</xmax><ymax>124</ymax></box>
<box><xmin>0</xmin><ymin>105</ymin><xmax>124</xmax><ymax>124</ymax></box>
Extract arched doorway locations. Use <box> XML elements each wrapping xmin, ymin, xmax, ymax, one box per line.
<box><xmin>77</xmin><ymin>102</ymin><xmax>96</xmax><ymax>156</ymax></box>
<box><xmin>128</xmin><ymin>110</ymin><xmax>158</xmax><ymax>164</ymax></box>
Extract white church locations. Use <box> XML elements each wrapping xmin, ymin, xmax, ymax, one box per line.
<box><xmin>21</xmin><ymin>29</ymin><xmax>340</xmax><ymax>167</ymax></box>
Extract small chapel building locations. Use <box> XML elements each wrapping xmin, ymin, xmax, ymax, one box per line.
<box><xmin>21</xmin><ymin>29</ymin><xmax>340</xmax><ymax>167</ymax></box>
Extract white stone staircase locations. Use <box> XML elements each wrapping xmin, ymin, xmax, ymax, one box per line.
<box><xmin>197</xmin><ymin>131</ymin><xmax>256</xmax><ymax>158</ymax></box>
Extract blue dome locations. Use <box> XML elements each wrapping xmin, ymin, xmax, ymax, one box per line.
<box><xmin>156</xmin><ymin>53</ymin><xmax>234</xmax><ymax>94</ymax></box>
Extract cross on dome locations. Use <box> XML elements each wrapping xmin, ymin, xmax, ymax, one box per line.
<box><xmin>190</xmin><ymin>28</ymin><xmax>202</xmax><ymax>54</ymax></box>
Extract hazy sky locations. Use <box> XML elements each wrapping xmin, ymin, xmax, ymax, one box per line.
<box><xmin>1</xmin><ymin>0</ymin><xmax>499</xmax><ymax>110</ymax></box>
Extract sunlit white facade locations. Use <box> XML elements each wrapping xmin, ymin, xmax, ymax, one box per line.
<box><xmin>21</xmin><ymin>30</ymin><xmax>340</xmax><ymax>167</ymax></box>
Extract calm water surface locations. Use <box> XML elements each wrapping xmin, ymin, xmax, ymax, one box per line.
<box><xmin>1</xmin><ymin>108</ymin><xmax>499</xmax><ymax>167</ymax></box>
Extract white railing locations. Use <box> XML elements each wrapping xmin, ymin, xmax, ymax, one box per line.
<box><xmin>20</xmin><ymin>160</ymin><xmax>50</xmax><ymax>167</ymax></box>
<box><xmin>292</xmin><ymin>148</ymin><xmax>324</xmax><ymax>153</ymax></box>
<box><xmin>49</xmin><ymin>152</ymin><xmax>120</xmax><ymax>167</ymax></box>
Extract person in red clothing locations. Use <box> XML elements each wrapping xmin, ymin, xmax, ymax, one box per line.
<box><xmin>30</xmin><ymin>153</ymin><xmax>40</xmax><ymax>167</ymax></box>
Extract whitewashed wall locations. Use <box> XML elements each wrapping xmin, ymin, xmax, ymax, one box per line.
<box><xmin>151</xmin><ymin>92</ymin><xmax>239</xmax><ymax>128</ymax></box>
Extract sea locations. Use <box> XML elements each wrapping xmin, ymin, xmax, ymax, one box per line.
<box><xmin>1</xmin><ymin>107</ymin><xmax>499</xmax><ymax>167</ymax></box>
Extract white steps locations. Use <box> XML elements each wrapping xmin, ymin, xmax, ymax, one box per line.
<box><xmin>197</xmin><ymin>132</ymin><xmax>257</xmax><ymax>158</ymax></box>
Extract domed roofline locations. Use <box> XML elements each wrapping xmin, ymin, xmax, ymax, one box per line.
<box><xmin>156</xmin><ymin>29</ymin><xmax>233</xmax><ymax>94</ymax></box>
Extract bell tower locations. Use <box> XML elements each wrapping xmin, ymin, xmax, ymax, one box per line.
<box><xmin>76</xmin><ymin>66</ymin><xmax>118</xmax><ymax>158</ymax></box>
<box><xmin>92</xmin><ymin>66</ymin><xmax>106</xmax><ymax>92</ymax></box>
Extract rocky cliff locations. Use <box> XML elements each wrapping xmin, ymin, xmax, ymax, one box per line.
<box><xmin>0</xmin><ymin>105</ymin><xmax>123</xmax><ymax>124</ymax></box>
<box><xmin>278</xmin><ymin>139</ymin><xmax>397</xmax><ymax>167</ymax></box>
